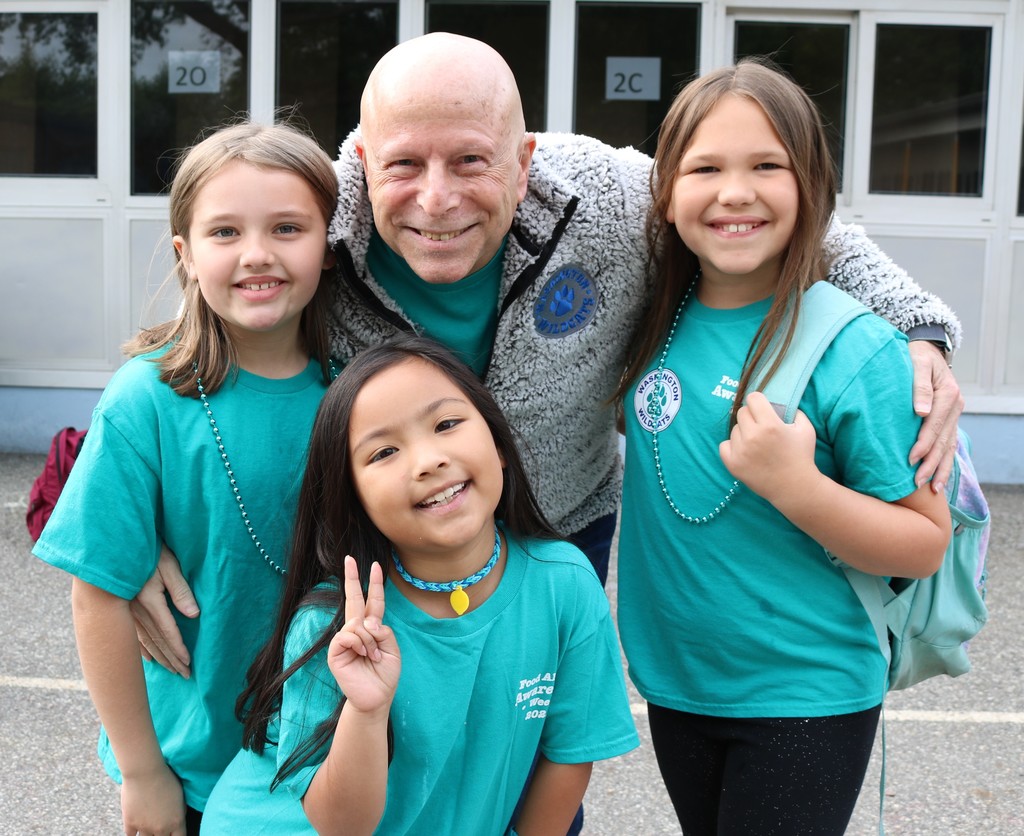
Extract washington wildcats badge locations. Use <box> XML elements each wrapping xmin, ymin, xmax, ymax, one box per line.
<box><xmin>633</xmin><ymin>368</ymin><xmax>682</xmax><ymax>432</ymax></box>
<box><xmin>533</xmin><ymin>264</ymin><xmax>598</xmax><ymax>337</ymax></box>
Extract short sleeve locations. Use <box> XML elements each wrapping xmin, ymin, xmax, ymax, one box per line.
<box><xmin>32</xmin><ymin>410</ymin><xmax>163</xmax><ymax>598</ymax></box>
<box><xmin>814</xmin><ymin>319</ymin><xmax>921</xmax><ymax>502</ymax></box>
<box><xmin>276</xmin><ymin>605</ymin><xmax>342</xmax><ymax>801</ymax></box>
<box><xmin>538</xmin><ymin>570</ymin><xmax>639</xmax><ymax>764</ymax></box>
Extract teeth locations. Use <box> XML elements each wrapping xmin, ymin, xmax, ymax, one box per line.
<box><xmin>240</xmin><ymin>280</ymin><xmax>281</xmax><ymax>290</ymax></box>
<box><xmin>420</xmin><ymin>482</ymin><xmax>465</xmax><ymax>507</ymax></box>
<box><xmin>723</xmin><ymin>223</ymin><xmax>756</xmax><ymax>233</ymax></box>
<box><xmin>421</xmin><ymin>230</ymin><xmax>462</xmax><ymax>242</ymax></box>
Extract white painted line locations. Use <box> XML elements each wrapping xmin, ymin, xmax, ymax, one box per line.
<box><xmin>629</xmin><ymin>703</ymin><xmax>1024</xmax><ymax>724</ymax></box>
<box><xmin>4</xmin><ymin>680</ymin><xmax>1022</xmax><ymax>724</ymax></box>
<box><xmin>0</xmin><ymin>675</ymin><xmax>87</xmax><ymax>691</ymax></box>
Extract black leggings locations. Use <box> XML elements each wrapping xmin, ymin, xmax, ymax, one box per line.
<box><xmin>647</xmin><ymin>703</ymin><xmax>881</xmax><ymax>836</ymax></box>
<box><xmin>185</xmin><ymin>805</ymin><xmax>203</xmax><ymax>834</ymax></box>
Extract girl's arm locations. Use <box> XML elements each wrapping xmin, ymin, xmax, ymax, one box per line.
<box><xmin>720</xmin><ymin>393</ymin><xmax>951</xmax><ymax>578</ymax></box>
<box><xmin>514</xmin><ymin>758</ymin><xmax>593</xmax><ymax>836</ymax></box>
<box><xmin>301</xmin><ymin>559</ymin><xmax>400</xmax><ymax>836</ymax></box>
<box><xmin>71</xmin><ymin>578</ymin><xmax>186</xmax><ymax>836</ymax></box>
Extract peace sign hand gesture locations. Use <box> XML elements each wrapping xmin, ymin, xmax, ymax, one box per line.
<box><xmin>327</xmin><ymin>556</ymin><xmax>402</xmax><ymax>714</ymax></box>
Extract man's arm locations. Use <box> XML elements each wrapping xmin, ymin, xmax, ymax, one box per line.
<box><xmin>824</xmin><ymin>217</ymin><xmax>964</xmax><ymax>490</ymax></box>
<box><xmin>823</xmin><ymin>217</ymin><xmax>962</xmax><ymax>348</ymax></box>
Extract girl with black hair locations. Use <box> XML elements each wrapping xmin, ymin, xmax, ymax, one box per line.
<box><xmin>203</xmin><ymin>335</ymin><xmax>638</xmax><ymax>835</ymax></box>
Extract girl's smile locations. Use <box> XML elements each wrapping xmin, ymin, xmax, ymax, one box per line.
<box><xmin>417</xmin><ymin>480</ymin><xmax>468</xmax><ymax>510</ymax></box>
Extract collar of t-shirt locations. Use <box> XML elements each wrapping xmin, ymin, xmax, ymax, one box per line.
<box><xmin>366</xmin><ymin>228</ymin><xmax>505</xmax><ymax>377</ymax></box>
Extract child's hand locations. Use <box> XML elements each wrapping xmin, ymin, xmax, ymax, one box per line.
<box><xmin>719</xmin><ymin>391</ymin><xmax>821</xmax><ymax>505</ymax></box>
<box><xmin>327</xmin><ymin>557</ymin><xmax>401</xmax><ymax>714</ymax></box>
<box><xmin>120</xmin><ymin>762</ymin><xmax>186</xmax><ymax>835</ymax></box>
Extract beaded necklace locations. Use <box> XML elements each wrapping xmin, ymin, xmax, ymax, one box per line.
<box><xmin>652</xmin><ymin>276</ymin><xmax>741</xmax><ymax>524</ymax></box>
<box><xmin>391</xmin><ymin>525</ymin><xmax>502</xmax><ymax>616</ymax></box>
<box><xmin>196</xmin><ymin>358</ymin><xmax>339</xmax><ymax>576</ymax></box>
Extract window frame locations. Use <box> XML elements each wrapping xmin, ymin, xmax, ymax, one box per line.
<box><xmin>850</xmin><ymin>10</ymin><xmax>1003</xmax><ymax>222</ymax></box>
<box><xmin>0</xmin><ymin>0</ymin><xmax>116</xmax><ymax>208</ymax></box>
<box><xmin>724</xmin><ymin>9</ymin><xmax>857</xmax><ymax>206</ymax></box>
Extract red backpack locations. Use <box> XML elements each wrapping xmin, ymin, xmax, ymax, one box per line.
<box><xmin>26</xmin><ymin>426</ymin><xmax>88</xmax><ymax>542</ymax></box>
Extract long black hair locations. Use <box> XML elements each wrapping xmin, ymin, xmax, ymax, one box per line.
<box><xmin>238</xmin><ymin>334</ymin><xmax>560</xmax><ymax>786</ymax></box>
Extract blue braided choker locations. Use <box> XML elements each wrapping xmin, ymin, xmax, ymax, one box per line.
<box><xmin>391</xmin><ymin>526</ymin><xmax>501</xmax><ymax>616</ymax></box>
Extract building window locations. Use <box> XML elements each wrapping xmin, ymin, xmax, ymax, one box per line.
<box><xmin>869</xmin><ymin>24</ymin><xmax>990</xmax><ymax>197</ymax></box>
<box><xmin>131</xmin><ymin>1</ymin><xmax>250</xmax><ymax>195</ymax></box>
<box><xmin>0</xmin><ymin>13</ymin><xmax>98</xmax><ymax>177</ymax></box>
<box><xmin>575</xmin><ymin>3</ymin><xmax>699</xmax><ymax>157</ymax></box>
<box><xmin>277</xmin><ymin>1</ymin><xmax>397</xmax><ymax>156</ymax></box>
<box><xmin>426</xmin><ymin>1</ymin><xmax>548</xmax><ymax>132</ymax></box>
<box><xmin>733</xmin><ymin>21</ymin><xmax>849</xmax><ymax>188</ymax></box>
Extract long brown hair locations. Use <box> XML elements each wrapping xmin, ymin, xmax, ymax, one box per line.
<box><xmin>617</xmin><ymin>58</ymin><xmax>837</xmax><ymax>426</ymax></box>
<box><xmin>124</xmin><ymin>120</ymin><xmax>338</xmax><ymax>396</ymax></box>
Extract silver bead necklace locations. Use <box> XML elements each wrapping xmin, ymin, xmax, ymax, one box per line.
<box><xmin>196</xmin><ymin>359</ymin><xmax>339</xmax><ymax>576</ymax></box>
<box><xmin>652</xmin><ymin>276</ymin><xmax>741</xmax><ymax>524</ymax></box>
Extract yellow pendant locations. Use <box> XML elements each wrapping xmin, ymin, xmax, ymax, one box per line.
<box><xmin>450</xmin><ymin>585</ymin><xmax>470</xmax><ymax>616</ymax></box>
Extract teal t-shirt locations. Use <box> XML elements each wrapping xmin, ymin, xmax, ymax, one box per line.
<box><xmin>32</xmin><ymin>352</ymin><xmax>328</xmax><ymax>808</ymax></box>
<box><xmin>202</xmin><ymin>535</ymin><xmax>639</xmax><ymax>835</ymax></box>
<box><xmin>367</xmin><ymin>229</ymin><xmax>503</xmax><ymax>376</ymax></box>
<box><xmin>618</xmin><ymin>295</ymin><xmax>921</xmax><ymax>717</ymax></box>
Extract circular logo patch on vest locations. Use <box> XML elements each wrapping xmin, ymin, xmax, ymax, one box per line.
<box><xmin>633</xmin><ymin>368</ymin><xmax>682</xmax><ymax>433</ymax></box>
<box><xmin>533</xmin><ymin>264</ymin><xmax>599</xmax><ymax>338</ymax></box>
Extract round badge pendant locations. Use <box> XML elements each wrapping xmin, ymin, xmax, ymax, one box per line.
<box><xmin>533</xmin><ymin>264</ymin><xmax>599</xmax><ymax>337</ymax></box>
<box><xmin>633</xmin><ymin>368</ymin><xmax>682</xmax><ymax>433</ymax></box>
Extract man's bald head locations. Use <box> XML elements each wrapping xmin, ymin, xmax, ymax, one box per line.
<box><xmin>361</xmin><ymin>33</ymin><xmax>526</xmax><ymax>141</ymax></box>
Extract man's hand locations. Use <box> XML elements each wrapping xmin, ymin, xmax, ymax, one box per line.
<box><xmin>908</xmin><ymin>340</ymin><xmax>964</xmax><ymax>494</ymax></box>
<box><xmin>130</xmin><ymin>546</ymin><xmax>198</xmax><ymax>678</ymax></box>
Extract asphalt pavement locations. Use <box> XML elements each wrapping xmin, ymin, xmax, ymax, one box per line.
<box><xmin>1</xmin><ymin>451</ymin><xmax>1021</xmax><ymax>835</ymax></box>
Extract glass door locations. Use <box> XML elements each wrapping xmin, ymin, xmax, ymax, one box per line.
<box><xmin>732</xmin><ymin>18</ymin><xmax>851</xmax><ymax>190</ymax></box>
<box><xmin>277</xmin><ymin>0</ymin><xmax>399</xmax><ymax>155</ymax></box>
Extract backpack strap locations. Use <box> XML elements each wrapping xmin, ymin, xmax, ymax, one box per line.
<box><xmin>758</xmin><ymin>282</ymin><xmax>892</xmax><ymax>654</ymax></box>
<box><xmin>758</xmin><ymin>281</ymin><xmax>873</xmax><ymax>423</ymax></box>
<box><xmin>757</xmin><ymin>282</ymin><xmax>892</xmax><ymax>659</ymax></box>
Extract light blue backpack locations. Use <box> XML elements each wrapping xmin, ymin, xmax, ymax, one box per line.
<box><xmin>759</xmin><ymin>281</ymin><xmax>990</xmax><ymax>691</ymax></box>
